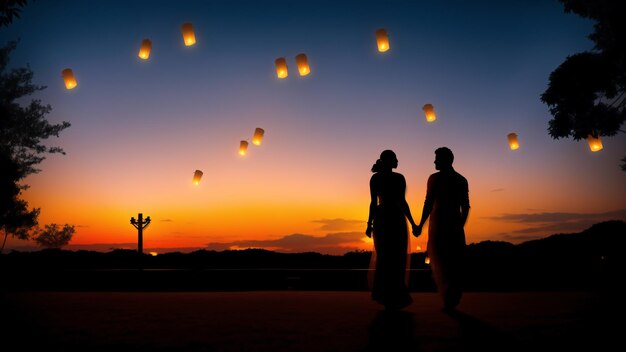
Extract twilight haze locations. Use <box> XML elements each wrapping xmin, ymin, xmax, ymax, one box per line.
<box><xmin>2</xmin><ymin>0</ymin><xmax>625</xmax><ymax>254</ymax></box>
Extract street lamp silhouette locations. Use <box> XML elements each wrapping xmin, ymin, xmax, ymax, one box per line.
<box><xmin>130</xmin><ymin>213</ymin><xmax>151</xmax><ymax>255</ymax></box>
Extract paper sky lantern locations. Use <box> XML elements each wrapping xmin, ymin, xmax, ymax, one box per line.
<box><xmin>192</xmin><ymin>170</ymin><xmax>203</xmax><ymax>185</ymax></box>
<box><xmin>138</xmin><ymin>39</ymin><xmax>152</xmax><ymax>60</ymax></box>
<box><xmin>507</xmin><ymin>133</ymin><xmax>520</xmax><ymax>150</ymax></box>
<box><xmin>275</xmin><ymin>58</ymin><xmax>288</xmax><ymax>78</ymax></box>
<box><xmin>422</xmin><ymin>104</ymin><xmax>436</xmax><ymax>122</ymax></box>
<box><xmin>587</xmin><ymin>134</ymin><xmax>603</xmax><ymax>152</ymax></box>
<box><xmin>62</xmin><ymin>68</ymin><xmax>77</xmax><ymax>89</ymax></box>
<box><xmin>181</xmin><ymin>23</ymin><xmax>196</xmax><ymax>46</ymax></box>
<box><xmin>424</xmin><ymin>257</ymin><xmax>431</xmax><ymax>265</ymax></box>
<box><xmin>239</xmin><ymin>140</ymin><xmax>249</xmax><ymax>156</ymax></box>
<box><xmin>295</xmin><ymin>53</ymin><xmax>310</xmax><ymax>76</ymax></box>
<box><xmin>376</xmin><ymin>29</ymin><xmax>390</xmax><ymax>52</ymax></box>
<box><xmin>252</xmin><ymin>128</ymin><xmax>265</xmax><ymax>146</ymax></box>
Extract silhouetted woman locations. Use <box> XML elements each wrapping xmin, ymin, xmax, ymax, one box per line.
<box><xmin>366</xmin><ymin>150</ymin><xmax>418</xmax><ymax>310</ymax></box>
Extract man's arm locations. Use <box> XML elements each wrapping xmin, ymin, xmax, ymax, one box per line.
<box><xmin>460</xmin><ymin>178</ymin><xmax>470</xmax><ymax>226</ymax></box>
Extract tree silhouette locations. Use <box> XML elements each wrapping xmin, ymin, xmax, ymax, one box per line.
<box><xmin>541</xmin><ymin>0</ymin><xmax>625</xmax><ymax>169</ymax></box>
<box><xmin>0</xmin><ymin>41</ymin><xmax>71</xmax><ymax>252</ymax></box>
<box><xmin>0</xmin><ymin>152</ymin><xmax>38</xmax><ymax>252</ymax></box>
<box><xmin>0</xmin><ymin>0</ymin><xmax>28</xmax><ymax>27</ymax></box>
<box><xmin>33</xmin><ymin>224</ymin><xmax>75</xmax><ymax>249</ymax></box>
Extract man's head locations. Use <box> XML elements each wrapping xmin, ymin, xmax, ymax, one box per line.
<box><xmin>434</xmin><ymin>147</ymin><xmax>454</xmax><ymax>170</ymax></box>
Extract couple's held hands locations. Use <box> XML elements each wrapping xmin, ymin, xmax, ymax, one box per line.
<box><xmin>367</xmin><ymin>222</ymin><xmax>421</xmax><ymax>237</ymax></box>
<box><xmin>412</xmin><ymin>224</ymin><xmax>422</xmax><ymax>237</ymax></box>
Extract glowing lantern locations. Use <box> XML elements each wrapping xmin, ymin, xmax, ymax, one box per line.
<box><xmin>252</xmin><ymin>128</ymin><xmax>265</xmax><ymax>146</ymax></box>
<box><xmin>239</xmin><ymin>141</ymin><xmax>249</xmax><ymax>156</ymax></box>
<box><xmin>275</xmin><ymin>58</ymin><xmax>288</xmax><ymax>78</ymax></box>
<box><xmin>507</xmin><ymin>133</ymin><xmax>520</xmax><ymax>150</ymax></box>
<box><xmin>422</xmin><ymin>104</ymin><xmax>436</xmax><ymax>122</ymax></box>
<box><xmin>138</xmin><ymin>39</ymin><xmax>152</xmax><ymax>60</ymax></box>
<box><xmin>192</xmin><ymin>170</ymin><xmax>203</xmax><ymax>185</ymax></box>
<box><xmin>181</xmin><ymin>23</ymin><xmax>196</xmax><ymax>46</ymax></box>
<box><xmin>425</xmin><ymin>257</ymin><xmax>431</xmax><ymax>265</ymax></box>
<box><xmin>587</xmin><ymin>134</ymin><xmax>603</xmax><ymax>152</ymax></box>
<box><xmin>62</xmin><ymin>68</ymin><xmax>77</xmax><ymax>90</ymax></box>
<box><xmin>376</xmin><ymin>29</ymin><xmax>390</xmax><ymax>52</ymax></box>
<box><xmin>295</xmin><ymin>53</ymin><xmax>310</xmax><ymax>76</ymax></box>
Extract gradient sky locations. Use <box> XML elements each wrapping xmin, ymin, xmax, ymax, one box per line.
<box><xmin>2</xmin><ymin>0</ymin><xmax>625</xmax><ymax>254</ymax></box>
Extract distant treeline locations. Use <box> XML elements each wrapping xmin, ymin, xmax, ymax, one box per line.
<box><xmin>1</xmin><ymin>221</ymin><xmax>623</xmax><ymax>291</ymax></box>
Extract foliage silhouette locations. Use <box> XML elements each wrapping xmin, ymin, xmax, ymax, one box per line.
<box><xmin>0</xmin><ymin>41</ymin><xmax>71</xmax><ymax>251</ymax></box>
<box><xmin>0</xmin><ymin>0</ymin><xmax>28</xmax><ymax>27</ymax></box>
<box><xmin>542</xmin><ymin>0</ymin><xmax>626</xmax><ymax>169</ymax></box>
<box><xmin>33</xmin><ymin>223</ymin><xmax>75</xmax><ymax>248</ymax></box>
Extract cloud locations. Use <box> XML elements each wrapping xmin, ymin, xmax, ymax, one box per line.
<box><xmin>498</xmin><ymin>233</ymin><xmax>547</xmax><ymax>242</ymax></box>
<box><xmin>490</xmin><ymin>209</ymin><xmax>626</xmax><ymax>238</ymax></box>
<box><xmin>312</xmin><ymin>218</ymin><xmax>363</xmax><ymax>231</ymax></box>
<box><xmin>160</xmin><ymin>219</ymin><xmax>174</xmax><ymax>223</ymax></box>
<box><xmin>490</xmin><ymin>188</ymin><xmax>505</xmax><ymax>192</ymax></box>
<box><xmin>206</xmin><ymin>232</ymin><xmax>367</xmax><ymax>255</ymax></box>
<box><xmin>489</xmin><ymin>209</ymin><xmax>626</xmax><ymax>224</ymax></box>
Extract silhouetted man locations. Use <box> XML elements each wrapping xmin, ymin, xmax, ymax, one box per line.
<box><xmin>414</xmin><ymin>147</ymin><xmax>470</xmax><ymax>312</ymax></box>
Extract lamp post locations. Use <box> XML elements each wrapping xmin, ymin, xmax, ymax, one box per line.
<box><xmin>130</xmin><ymin>213</ymin><xmax>151</xmax><ymax>255</ymax></box>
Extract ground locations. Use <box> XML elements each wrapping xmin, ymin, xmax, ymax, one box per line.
<box><xmin>0</xmin><ymin>291</ymin><xmax>617</xmax><ymax>351</ymax></box>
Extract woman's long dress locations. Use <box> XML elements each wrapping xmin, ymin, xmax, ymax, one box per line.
<box><xmin>370</xmin><ymin>171</ymin><xmax>412</xmax><ymax>309</ymax></box>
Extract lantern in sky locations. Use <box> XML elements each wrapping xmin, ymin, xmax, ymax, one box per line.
<box><xmin>425</xmin><ymin>257</ymin><xmax>431</xmax><ymax>265</ymax></box>
<box><xmin>275</xmin><ymin>58</ymin><xmax>288</xmax><ymax>79</ymax></box>
<box><xmin>138</xmin><ymin>39</ymin><xmax>152</xmax><ymax>60</ymax></box>
<box><xmin>422</xmin><ymin>104</ymin><xmax>436</xmax><ymax>122</ymax></box>
<box><xmin>192</xmin><ymin>170</ymin><xmax>203</xmax><ymax>185</ymax></box>
<box><xmin>239</xmin><ymin>141</ymin><xmax>249</xmax><ymax>156</ymax></box>
<box><xmin>62</xmin><ymin>68</ymin><xmax>77</xmax><ymax>90</ymax></box>
<box><xmin>587</xmin><ymin>134</ymin><xmax>603</xmax><ymax>152</ymax></box>
<box><xmin>295</xmin><ymin>53</ymin><xmax>310</xmax><ymax>76</ymax></box>
<box><xmin>376</xmin><ymin>29</ymin><xmax>390</xmax><ymax>52</ymax></box>
<box><xmin>507</xmin><ymin>133</ymin><xmax>520</xmax><ymax>150</ymax></box>
<box><xmin>252</xmin><ymin>128</ymin><xmax>265</xmax><ymax>146</ymax></box>
<box><xmin>181</xmin><ymin>23</ymin><xmax>196</xmax><ymax>46</ymax></box>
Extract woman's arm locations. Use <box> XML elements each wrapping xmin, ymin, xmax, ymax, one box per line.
<box><xmin>366</xmin><ymin>176</ymin><xmax>377</xmax><ymax>237</ymax></box>
<box><xmin>399</xmin><ymin>175</ymin><xmax>417</xmax><ymax>227</ymax></box>
<box><xmin>414</xmin><ymin>174</ymin><xmax>435</xmax><ymax>236</ymax></box>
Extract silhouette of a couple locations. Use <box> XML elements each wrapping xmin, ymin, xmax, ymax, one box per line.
<box><xmin>366</xmin><ymin>147</ymin><xmax>470</xmax><ymax>312</ymax></box>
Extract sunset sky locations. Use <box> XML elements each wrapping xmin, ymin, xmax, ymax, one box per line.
<box><xmin>2</xmin><ymin>0</ymin><xmax>625</xmax><ymax>254</ymax></box>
